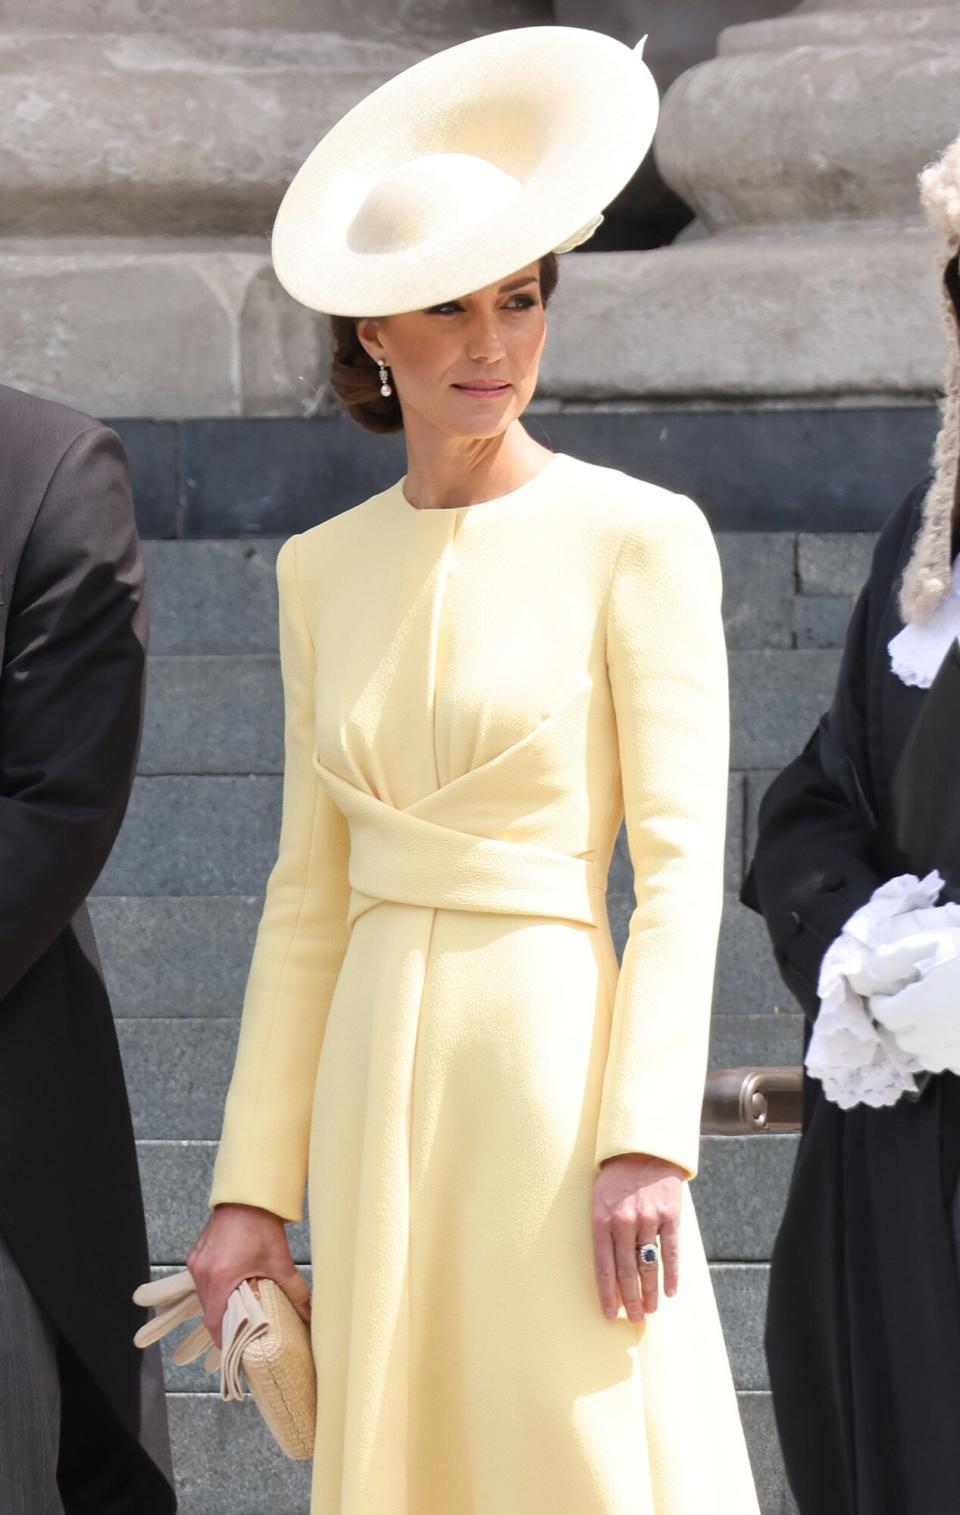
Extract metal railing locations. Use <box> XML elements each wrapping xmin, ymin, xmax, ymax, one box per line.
<box><xmin>701</xmin><ymin>1067</ymin><xmax>803</xmax><ymax>1134</ymax></box>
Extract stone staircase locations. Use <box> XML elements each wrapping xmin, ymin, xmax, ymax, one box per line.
<box><xmin>84</xmin><ymin>503</ymin><xmax>878</xmax><ymax>1513</ymax></box>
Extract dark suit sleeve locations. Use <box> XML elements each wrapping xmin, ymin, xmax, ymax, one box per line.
<box><xmin>741</xmin><ymin>505</ymin><xmax>914</xmax><ymax>1022</ymax></box>
<box><xmin>0</xmin><ymin>424</ymin><xmax>147</xmax><ymax>1002</ymax></box>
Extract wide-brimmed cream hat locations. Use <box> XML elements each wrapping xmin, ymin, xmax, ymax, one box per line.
<box><xmin>272</xmin><ymin>26</ymin><xmax>658</xmax><ymax>317</ymax></box>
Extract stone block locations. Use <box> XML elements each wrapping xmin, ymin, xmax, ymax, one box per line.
<box><xmin>729</xmin><ymin>650</ymin><xmax>840</xmax><ymax>769</ymax></box>
<box><xmin>117</xmin><ymin>1018</ymin><xmax>238</xmax><ymax>1139</ymax></box>
<box><xmin>4</xmin><ymin>0</ymin><xmax>541</xmax><ymax>39</ymax></box>
<box><xmin>542</xmin><ymin>232</ymin><xmax>943</xmax><ymax>400</ymax></box>
<box><xmin>138</xmin><ymin>1140</ymin><xmax>309</xmax><ymax>1265</ymax></box>
<box><xmin>112</xmin><ymin>419</ymin><xmax>179</xmax><ymax>538</ymax></box>
<box><xmin>793</xmin><ymin>594</ymin><xmax>855</xmax><ymax>649</ymax></box>
<box><xmin>139</xmin><ymin>656</ymin><xmax>282</xmax><ymax>775</ymax></box>
<box><xmin>92</xmin><ymin>896</ymin><xmax>261</xmax><ymax>1016</ymax></box>
<box><xmin>694</xmin><ymin>1134</ymin><xmax>797</xmax><ymax>1261</ymax></box>
<box><xmin>143</xmin><ymin>540</ymin><xmax>282</xmax><ymax>654</ymax></box>
<box><xmin>94</xmin><ymin>776</ymin><xmax>281</xmax><ymax>896</ymax></box>
<box><xmin>0</xmin><ymin>33</ymin><xmax>428</xmax><ymax>237</ymax></box>
<box><xmin>725</xmin><ymin>772</ymin><xmax>746</xmax><ymax>893</ymax></box>
<box><xmin>713</xmin><ymin>1263</ymin><xmax>770</xmax><ymax>1391</ymax></box>
<box><xmin>176</xmin><ymin>409</ymin><xmax>940</xmax><ymax>533</ymax></box>
<box><xmin>797</xmin><ymin>533</ymin><xmax>877</xmax><ymax>596</ymax></box>
<box><xmin>709</xmin><ymin>1011</ymin><xmax>804</xmax><ymax>1071</ymax></box>
<box><xmin>0</xmin><ymin>239</ymin><xmax>328</xmax><ymax>418</ymax></box>
<box><xmin>745</xmin><ymin>770</ymin><xmax>787</xmax><ymax>871</ymax></box>
<box><xmin>738</xmin><ymin>1391</ymin><xmax>788</xmax><ymax>1515</ymax></box>
<box><xmin>714</xmin><ymin>894</ymin><xmax>784</xmax><ymax>1016</ymax></box>
<box><xmin>166</xmin><ymin>1393</ymin><xmax>311</xmax><ymax>1515</ymax></box>
<box><xmin>181</xmin><ymin>417</ymin><xmax>406</xmax><ymax>535</ymax></box>
<box><xmin>716</xmin><ymin>532</ymin><xmax>794</xmax><ymax>650</ymax></box>
<box><xmin>658</xmin><ymin>13</ymin><xmax>960</xmax><ymax>230</ymax></box>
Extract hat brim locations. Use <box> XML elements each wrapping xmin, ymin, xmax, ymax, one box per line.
<box><xmin>272</xmin><ymin>26</ymin><xmax>659</xmax><ymax>316</ymax></box>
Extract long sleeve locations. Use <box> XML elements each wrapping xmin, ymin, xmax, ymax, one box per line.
<box><xmin>596</xmin><ymin>496</ymin><xmax>729</xmax><ymax>1180</ymax></box>
<box><xmin>0</xmin><ymin>425</ymin><xmax>146</xmax><ymax>1003</ymax></box>
<box><xmin>210</xmin><ymin>535</ymin><xmax>351</xmax><ymax>1222</ymax></box>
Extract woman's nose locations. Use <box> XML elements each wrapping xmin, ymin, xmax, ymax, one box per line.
<box><xmin>466</xmin><ymin>314</ymin><xmax>505</xmax><ymax>363</ymax></box>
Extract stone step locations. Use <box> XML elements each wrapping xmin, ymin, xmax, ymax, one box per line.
<box><xmin>0</xmin><ymin>34</ymin><xmax>428</xmax><ymax>236</ymax></box>
<box><xmin>140</xmin><ymin>535</ymin><xmax>803</xmax><ymax>655</ymax></box>
<box><xmin>143</xmin><ymin>541</ymin><xmax>282</xmax><ymax>656</ymax></box>
<box><xmin>1</xmin><ymin>0</ymin><xmax>542</xmax><ymax>38</ymax></box>
<box><xmin>131</xmin><ymin>647</ymin><xmax>838</xmax><ymax>779</ymax></box>
<box><xmin>146</xmin><ymin>1261</ymin><xmax>770</xmax><ymax>1396</ymax></box>
<box><xmin>93</xmin><ymin>884</ymin><xmax>787</xmax><ymax>1024</ymax></box>
<box><xmin>96</xmin><ymin>768</ymin><xmax>739</xmax><ymax>897</ymax></box>
<box><xmin>161</xmin><ymin>1388</ymin><xmax>790</xmax><ymax>1514</ymax></box>
<box><xmin>93</xmin><ymin>778</ymin><xmax>281</xmax><ymax>897</ymax></box>
<box><xmin>116</xmin><ymin>1009</ymin><xmax>802</xmax><ymax>1142</ymax></box>
<box><xmin>6</xmin><ymin>244</ymin><xmax>949</xmax><ymax>419</ymax></box>
<box><xmin>138</xmin><ymin>1135</ymin><xmax>797</xmax><ymax>1267</ymax></box>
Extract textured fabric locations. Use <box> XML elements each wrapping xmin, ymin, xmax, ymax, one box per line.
<box><xmin>212</xmin><ymin>453</ymin><xmax>756</xmax><ymax>1515</ymax></box>
<box><xmin>744</xmin><ymin>483</ymin><xmax>960</xmax><ymax>1515</ymax></box>
<box><xmin>0</xmin><ymin>384</ymin><xmax>176</xmax><ymax>1514</ymax></box>
<box><xmin>807</xmin><ymin>872</ymin><xmax>943</xmax><ymax>1107</ymax></box>
<box><xmin>889</xmin><ymin>553</ymin><xmax>960</xmax><ymax>686</ymax></box>
<box><xmin>0</xmin><ymin>1227</ymin><xmax>63</xmax><ymax>1515</ymax></box>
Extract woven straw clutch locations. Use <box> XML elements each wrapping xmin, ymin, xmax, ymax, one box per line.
<box><xmin>133</xmin><ymin>1269</ymin><xmax>316</xmax><ymax>1461</ymax></box>
<box><xmin>240</xmin><ymin>1279</ymin><xmax>316</xmax><ymax>1460</ymax></box>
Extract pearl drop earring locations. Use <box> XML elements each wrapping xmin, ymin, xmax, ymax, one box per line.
<box><xmin>378</xmin><ymin>359</ymin><xmax>393</xmax><ymax>398</ymax></box>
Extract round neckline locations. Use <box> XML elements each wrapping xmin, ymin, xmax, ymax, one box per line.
<box><xmin>396</xmin><ymin>451</ymin><xmax>564</xmax><ymax>516</ymax></box>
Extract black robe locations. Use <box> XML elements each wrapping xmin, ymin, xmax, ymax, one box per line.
<box><xmin>743</xmin><ymin>477</ymin><xmax>960</xmax><ymax>1515</ymax></box>
<box><xmin>0</xmin><ymin>385</ymin><xmax>176</xmax><ymax>1513</ymax></box>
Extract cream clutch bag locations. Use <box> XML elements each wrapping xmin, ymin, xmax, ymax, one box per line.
<box><xmin>133</xmin><ymin>1269</ymin><xmax>316</xmax><ymax>1460</ymax></box>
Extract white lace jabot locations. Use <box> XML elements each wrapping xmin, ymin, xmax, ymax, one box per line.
<box><xmin>889</xmin><ymin>553</ymin><xmax>960</xmax><ymax>688</ymax></box>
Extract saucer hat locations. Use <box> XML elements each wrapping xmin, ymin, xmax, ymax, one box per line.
<box><xmin>899</xmin><ymin>133</ymin><xmax>960</xmax><ymax>624</ymax></box>
<box><xmin>272</xmin><ymin>25</ymin><xmax>658</xmax><ymax>318</ymax></box>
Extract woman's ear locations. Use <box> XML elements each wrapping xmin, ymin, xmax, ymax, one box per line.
<box><xmin>355</xmin><ymin>316</ymin><xmax>383</xmax><ymax>363</ymax></box>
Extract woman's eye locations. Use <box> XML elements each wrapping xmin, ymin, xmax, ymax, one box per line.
<box><xmin>426</xmin><ymin>302</ymin><xmax>463</xmax><ymax>315</ymax></box>
<box><xmin>505</xmin><ymin>295</ymin><xmax>538</xmax><ymax>310</ymax></box>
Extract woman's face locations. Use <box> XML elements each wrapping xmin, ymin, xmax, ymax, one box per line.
<box><xmin>356</xmin><ymin>261</ymin><xmax>547</xmax><ymax>441</ymax></box>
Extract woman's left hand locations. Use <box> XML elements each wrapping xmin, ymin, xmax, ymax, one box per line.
<box><xmin>591</xmin><ymin>1153</ymin><xmax>685</xmax><ymax>1323</ymax></box>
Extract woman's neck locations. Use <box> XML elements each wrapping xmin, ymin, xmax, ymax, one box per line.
<box><xmin>401</xmin><ymin>422</ymin><xmax>553</xmax><ymax>510</ymax></box>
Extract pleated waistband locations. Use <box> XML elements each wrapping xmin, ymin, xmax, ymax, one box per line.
<box><xmin>314</xmin><ymin>761</ymin><xmax>605</xmax><ymax>930</ymax></box>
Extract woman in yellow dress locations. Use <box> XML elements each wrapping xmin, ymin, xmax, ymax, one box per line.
<box><xmin>187</xmin><ymin>26</ymin><xmax>758</xmax><ymax>1515</ymax></box>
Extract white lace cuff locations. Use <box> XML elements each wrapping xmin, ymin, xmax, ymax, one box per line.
<box><xmin>806</xmin><ymin>871</ymin><xmax>944</xmax><ymax>1109</ymax></box>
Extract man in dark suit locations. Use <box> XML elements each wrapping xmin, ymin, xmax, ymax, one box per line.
<box><xmin>0</xmin><ymin>384</ymin><xmax>176</xmax><ymax>1513</ymax></box>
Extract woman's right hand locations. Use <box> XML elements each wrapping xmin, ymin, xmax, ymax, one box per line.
<box><xmin>187</xmin><ymin>1203</ymin><xmax>311</xmax><ymax>1348</ymax></box>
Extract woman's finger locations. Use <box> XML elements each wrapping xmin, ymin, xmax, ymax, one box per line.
<box><xmin>660</xmin><ymin>1218</ymin><xmax>680</xmax><ymax>1298</ymax></box>
<box><xmin>274</xmin><ymin>1268</ymin><xmax>313</xmax><ymax>1325</ymax></box>
<box><xmin>613</xmin><ymin>1219</ymin><xmax>644</xmax><ymax>1323</ymax></box>
<box><xmin>635</xmin><ymin>1234</ymin><xmax>660</xmax><ymax>1315</ymax></box>
<box><xmin>591</xmin><ymin>1222</ymin><xmax>619</xmax><ymax>1320</ymax></box>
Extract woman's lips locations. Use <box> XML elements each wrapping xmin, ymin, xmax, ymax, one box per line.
<box><xmin>452</xmin><ymin>381</ymin><xmax>511</xmax><ymax>397</ymax></box>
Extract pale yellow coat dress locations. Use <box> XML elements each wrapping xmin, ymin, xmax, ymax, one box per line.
<box><xmin>210</xmin><ymin>452</ymin><xmax>759</xmax><ymax>1514</ymax></box>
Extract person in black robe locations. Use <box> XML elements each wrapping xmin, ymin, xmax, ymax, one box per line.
<box><xmin>743</xmin><ymin>138</ymin><xmax>960</xmax><ymax>1514</ymax></box>
<box><xmin>0</xmin><ymin>383</ymin><xmax>176</xmax><ymax>1513</ymax></box>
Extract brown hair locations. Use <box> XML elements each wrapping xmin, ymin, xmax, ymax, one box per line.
<box><xmin>329</xmin><ymin>253</ymin><xmax>559</xmax><ymax>434</ymax></box>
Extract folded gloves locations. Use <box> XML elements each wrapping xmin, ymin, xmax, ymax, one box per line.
<box><xmin>808</xmin><ymin>870</ymin><xmax>960</xmax><ymax>1108</ymax></box>
<box><xmin>133</xmin><ymin>1269</ymin><xmax>316</xmax><ymax>1459</ymax></box>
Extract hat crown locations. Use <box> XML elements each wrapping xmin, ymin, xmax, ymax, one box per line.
<box><xmin>348</xmin><ymin>154</ymin><xmax>522</xmax><ymax>257</ymax></box>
